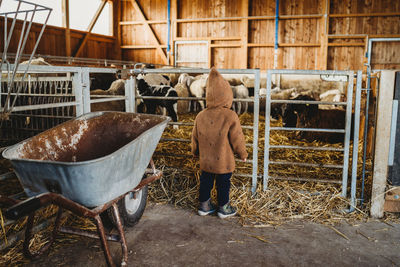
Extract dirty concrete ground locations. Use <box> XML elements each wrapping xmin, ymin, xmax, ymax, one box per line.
<box><xmin>26</xmin><ymin>203</ymin><xmax>400</xmax><ymax>267</ymax></box>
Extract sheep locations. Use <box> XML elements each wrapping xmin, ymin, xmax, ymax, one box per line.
<box><xmin>231</xmin><ymin>84</ymin><xmax>249</xmax><ymax>114</ymax></box>
<box><xmin>90</xmin><ymin>79</ymin><xmax>126</xmax><ymax>112</ymax></box>
<box><xmin>136</xmin><ymin>78</ymin><xmax>179</xmax><ymax>128</ymax></box>
<box><xmin>189</xmin><ymin>75</ymin><xmax>207</xmax><ymax>111</ymax></box>
<box><xmin>174</xmin><ymin>82</ymin><xmax>190</xmax><ymax>114</ymax></box>
<box><xmin>319</xmin><ymin>89</ymin><xmax>346</xmax><ymax>110</ymax></box>
<box><xmin>137</xmin><ymin>73</ymin><xmax>171</xmax><ymax>86</ymax></box>
<box><xmin>282</xmin><ymin>94</ymin><xmax>347</xmax><ymax>143</ymax></box>
<box><xmin>178</xmin><ymin>73</ymin><xmax>195</xmax><ymax>88</ymax></box>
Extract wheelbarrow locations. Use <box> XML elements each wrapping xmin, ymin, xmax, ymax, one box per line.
<box><xmin>1</xmin><ymin>111</ymin><xmax>170</xmax><ymax>267</ymax></box>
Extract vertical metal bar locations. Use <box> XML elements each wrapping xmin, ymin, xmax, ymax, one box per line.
<box><xmin>125</xmin><ymin>77</ymin><xmax>134</xmax><ymax>112</ymax></box>
<box><xmin>72</xmin><ymin>71</ymin><xmax>83</xmax><ymax>116</ymax></box>
<box><xmin>349</xmin><ymin>71</ymin><xmax>362</xmax><ymax>211</ymax></box>
<box><xmin>388</xmin><ymin>100</ymin><xmax>398</xmax><ymax>166</ymax></box>
<box><xmin>81</xmin><ymin>68</ymin><xmax>91</xmax><ymax>114</ymax></box>
<box><xmin>252</xmin><ymin>69</ymin><xmax>260</xmax><ymax>193</ymax></box>
<box><xmin>341</xmin><ymin>72</ymin><xmax>354</xmax><ymax>197</ymax></box>
<box><xmin>133</xmin><ymin>77</ymin><xmax>137</xmax><ymax>112</ymax></box>
<box><xmin>263</xmin><ymin>70</ymin><xmax>272</xmax><ymax>190</ymax></box>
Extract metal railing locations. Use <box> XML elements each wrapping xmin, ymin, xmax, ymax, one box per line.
<box><xmin>263</xmin><ymin>69</ymin><xmax>362</xmax><ymax>210</ymax></box>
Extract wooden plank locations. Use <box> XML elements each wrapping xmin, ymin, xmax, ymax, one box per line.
<box><xmin>318</xmin><ymin>0</ymin><xmax>328</xmax><ymax>70</ymax></box>
<box><xmin>121</xmin><ymin>45</ymin><xmax>167</xmax><ymax>49</ymax></box>
<box><xmin>171</xmin><ymin>0</ymin><xmax>177</xmax><ymax>65</ymax></box>
<box><xmin>120</xmin><ymin>20</ymin><xmax>166</xmax><ymax>25</ymax></box>
<box><xmin>61</xmin><ymin>0</ymin><xmax>71</xmax><ymax>57</ymax></box>
<box><xmin>329</xmin><ymin>12</ymin><xmax>400</xmax><ymax>18</ymax></box>
<box><xmin>241</xmin><ymin>0</ymin><xmax>248</xmax><ymax>69</ymax></box>
<box><xmin>371</xmin><ymin>70</ymin><xmax>396</xmax><ymax>218</ymax></box>
<box><xmin>73</xmin><ymin>0</ymin><xmax>108</xmax><ymax>57</ymax></box>
<box><xmin>175</xmin><ymin>36</ymin><xmax>241</xmax><ymax>41</ymax></box>
<box><xmin>328</xmin><ymin>43</ymin><xmax>365</xmax><ymax>47</ymax></box>
<box><xmin>128</xmin><ymin>0</ymin><xmax>168</xmax><ymax>64</ymax></box>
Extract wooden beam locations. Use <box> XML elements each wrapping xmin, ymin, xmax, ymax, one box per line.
<box><xmin>371</xmin><ymin>71</ymin><xmax>396</xmax><ymax>218</ymax></box>
<box><xmin>328</xmin><ymin>43</ymin><xmax>365</xmax><ymax>47</ymax></box>
<box><xmin>61</xmin><ymin>0</ymin><xmax>71</xmax><ymax>57</ymax></box>
<box><xmin>112</xmin><ymin>0</ymin><xmax>122</xmax><ymax>60</ymax></box>
<box><xmin>210</xmin><ymin>44</ymin><xmax>242</xmax><ymax>48</ymax></box>
<box><xmin>318</xmin><ymin>0</ymin><xmax>328</xmax><ymax>70</ymax></box>
<box><xmin>241</xmin><ymin>0</ymin><xmax>248</xmax><ymax>69</ymax></box>
<box><xmin>120</xmin><ymin>20</ymin><xmax>166</xmax><ymax>25</ymax></box>
<box><xmin>175</xmin><ymin>36</ymin><xmax>241</xmax><ymax>41</ymax></box>
<box><xmin>121</xmin><ymin>45</ymin><xmax>167</xmax><ymax>49</ymax></box>
<box><xmin>329</xmin><ymin>12</ymin><xmax>400</xmax><ymax>18</ymax></box>
<box><xmin>171</xmin><ymin>0</ymin><xmax>177</xmax><ymax>65</ymax></box>
<box><xmin>129</xmin><ymin>0</ymin><xmax>168</xmax><ymax>64</ymax></box>
<box><xmin>73</xmin><ymin>0</ymin><xmax>108</xmax><ymax>57</ymax></box>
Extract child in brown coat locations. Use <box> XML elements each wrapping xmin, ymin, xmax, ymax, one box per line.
<box><xmin>191</xmin><ymin>67</ymin><xmax>248</xmax><ymax>218</ymax></box>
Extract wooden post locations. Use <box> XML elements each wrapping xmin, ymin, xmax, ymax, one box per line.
<box><xmin>241</xmin><ymin>0</ymin><xmax>248</xmax><ymax>69</ymax></box>
<box><xmin>318</xmin><ymin>0</ymin><xmax>329</xmax><ymax>70</ymax></box>
<box><xmin>112</xmin><ymin>0</ymin><xmax>122</xmax><ymax>60</ymax></box>
<box><xmin>371</xmin><ymin>70</ymin><xmax>396</xmax><ymax>218</ymax></box>
<box><xmin>171</xmin><ymin>0</ymin><xmax>177</xmax><ymax>66</ymax></box>
<box><xmin>62</xmin><ymin>0</ymin><xmax>71</xmax><ymax>57</ymax></box>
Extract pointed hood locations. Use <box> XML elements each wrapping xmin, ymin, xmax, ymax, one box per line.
<box><xmin>206</xmin><ymin>67</ymin><xmax>233</xmax><ymax>109</ymax></box>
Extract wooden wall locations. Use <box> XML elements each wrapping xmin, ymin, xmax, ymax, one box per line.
<box><xmin>0</xmin><ymin>16</ymin><xmax>120</xmax><ymax>62</ymax></box>
<box><xmin>119</xmin><ymin>0</ymin><xmax>400</xmax><ymax>70</ymax></box>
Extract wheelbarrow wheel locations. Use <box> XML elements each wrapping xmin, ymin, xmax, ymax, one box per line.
<box><xmin>107</xmin><ymin>185</ymin><xmax>148</xmax><ymax>228</ymax></box>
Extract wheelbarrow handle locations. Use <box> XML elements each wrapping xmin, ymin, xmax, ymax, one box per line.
<box><xmin>5</xmin><ymin>194</ymin><xmax>47</xmax><ymax>220</ymax></box>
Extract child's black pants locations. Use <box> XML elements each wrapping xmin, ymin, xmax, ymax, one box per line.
<box><xmin>199</xmin><ymin>171</ymin><xmax>232</xmax><ymax>206</ymax></box>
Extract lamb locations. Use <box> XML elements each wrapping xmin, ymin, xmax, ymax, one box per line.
<box><xmin>174</xmin><ymin>82</ymin><xmax>190</xmax><ymax>114</ymax></box>
<box><xmin>231</xmin><ymin>84</ymin><xmax>249</xmax><ymax>114</ymax></box>
<box><xmin>90</xmin><ymin>79</ymin><xmax>126</xmax><ymax>112</ymax></box>
<box><xmin>178</xmin><ymin>73</ymin><xmax>195</xmax><ymax>88</ymax></box>
<box><xmin>319</xmin><ymin>89</ymin><xmax>346</xmax><ymax>110</ymax></box>
<box><xmin>189</xmin><ymin>75</ymin><xmax>207</xmax><ymax>111</ymax></box>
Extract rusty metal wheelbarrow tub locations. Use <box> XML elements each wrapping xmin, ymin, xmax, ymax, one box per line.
<box><xmin>3</xmin><ymin>111</ymin><xmax>170</xmax><ymax>207</ymax></box>
<box><xmin>2</xmin><ymin>111</ymin><xmax>170</xmax><ymax>266</ymax></box>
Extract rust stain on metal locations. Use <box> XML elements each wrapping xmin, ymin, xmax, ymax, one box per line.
<box><xmin>14</xmin><ymin>112</ymin><xmax>162</xmax><ymax>162</ymax></box>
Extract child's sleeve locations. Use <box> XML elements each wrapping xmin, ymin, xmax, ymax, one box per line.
<box><xmin>191</xmin><ymin>120</ymin><xmax>199</xmax><ymax>156</ymax></box>
<box><xmin>228</xmin><ymin>115</ymin><xmax>248</xmax><ymax>160</ymax></box>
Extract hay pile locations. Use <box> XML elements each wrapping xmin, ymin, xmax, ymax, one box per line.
<box><xmin>151</xmin><ymin>112</ymin><xmax>376</xmax><ymax>226</ymax></box>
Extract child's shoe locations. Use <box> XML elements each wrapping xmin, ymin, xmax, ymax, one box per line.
<box><xmin>217</xmin><ymin>203</ymin><xmax>237</xmax><ymax>219</ymax></box>
<box><xmin>198</xmin><ymin>199</ymin><xmax>216</xmax><ymax>216</ymax></box>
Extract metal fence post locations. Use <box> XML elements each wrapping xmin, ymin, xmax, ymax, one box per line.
<box><xmin>252</xmin><ymin>69</ymin><xmax>260</xmax><ymax>193</ymax></box>
<box><xmin>349</xmin><ymin>71</ymin><xmax>362</xmax><ymax>211</ymax></box>
<box><xmin>125</xmin><ymin>77</ymin><xmax>134</xmax><ymax>112</ymax></box>
<box><xmin>72</xmin><ymin>70</ymin><xmax>83</xmax><ymax>116</ymax></box>
<box><xmin>81</xmin><ymin>68</ymin><xmax>91</xmax><ymax>114</ymax></box>
<box><xmin>263</xmin><ymin>70</ymin><xmax>272</xmax><ymax>190</ymax></box>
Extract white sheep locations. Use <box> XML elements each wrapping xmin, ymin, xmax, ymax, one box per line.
<box><xmin>174</xmin><ymin>82</ymin><xmax>190</xmax><ymax>114</ymax></box>
<box><xmin>178</xmin><ymin>73</ymin><xmax>195</xmax><ymax>88</ymax></box>
<box><xmin>231</xmin><ymin>85</ymin><xmax>249</xmax><ymax>114</ymax></box>
<box><xmin>189</xmin><ymin>76</ymin><xmax>207</xmax><ymax>111</ymax></box>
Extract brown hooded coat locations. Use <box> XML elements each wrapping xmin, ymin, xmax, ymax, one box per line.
<box><xmin>191</xmin><ymin>67</ymin><xmax>248</xmax><ymax>174</ymax></box>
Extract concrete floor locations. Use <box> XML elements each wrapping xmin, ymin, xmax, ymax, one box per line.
<box><xmin>27</xmin><ymin>203</ymin><xmax>400</xmax><ymax>267</ymax></box>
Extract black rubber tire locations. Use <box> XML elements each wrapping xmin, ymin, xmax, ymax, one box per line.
<box><xmin>107</xmin><ymin>185</ymin><xmax>148</xmax><ymax>228</ymax></box>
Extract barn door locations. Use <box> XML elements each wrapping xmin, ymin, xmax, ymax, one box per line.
<box><xmin>174</xmin><ymin>41</ymin><xmax>208</xmax><ymax>68</ymax></box>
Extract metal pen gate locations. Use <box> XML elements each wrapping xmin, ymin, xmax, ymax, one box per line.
<box><xmin>1</xmin><ymin>64</ymin><xmax>128</xmax><ymax>146</ymax></box>
<box><xmin>263</xmin><ymin>70</ymin><xmax>362</xmax><ymax>210</ymax></box>
<box><xmin>129</xmin><ymin>67</ymin><xmax>261</xmax><ymax>193</ymax></box>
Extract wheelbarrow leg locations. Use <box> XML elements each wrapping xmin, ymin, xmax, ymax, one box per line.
<box><xmin>23</xmin><ymin>207</ymin><xmax>63</xmax><ymax>259</ymax></box>
<box><xmin>94</xmin><ymin>203</ymin><xmax>128</xmax><ymax>267</ymax></box>
<box><xmin>111</xmin><ymin>202</ymin><xmax>128</xmax><ymax>266</ymax></box>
